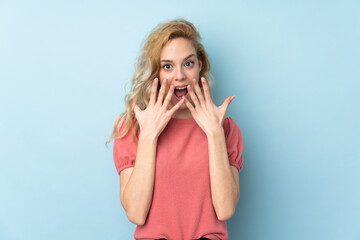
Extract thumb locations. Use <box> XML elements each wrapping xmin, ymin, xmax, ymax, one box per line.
<box><xmin>133</xmin><ymin>104</ymin><xmax>141</xmax><ymax>118</ymax></box>
<box><xmin>221</xmin><ymin>96</ymin><xmax>234</xmax><ymax>114</ymax></box>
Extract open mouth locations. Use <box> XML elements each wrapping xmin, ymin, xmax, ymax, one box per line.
<box><xmin>174</xmin><ymin>87</ymin><xmax>188</xmax><ymax>99</ymax></box>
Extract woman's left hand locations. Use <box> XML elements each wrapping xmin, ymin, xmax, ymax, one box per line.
<box><xmin>183</xmin><ymin>77</ymin><xmax>235</xmax><ymax>136</ymax></box>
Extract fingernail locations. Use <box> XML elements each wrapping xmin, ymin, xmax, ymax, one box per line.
<box><xmin>187</xmin><ymin>85</ymin><xmax>191</xmax><ymax>89</ymax></box>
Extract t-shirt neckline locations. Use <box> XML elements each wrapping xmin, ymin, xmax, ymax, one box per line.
<box><xmin>169</xmin><ymin>117</ymin><xmax>196</xmax><ymax>124</ymax></box>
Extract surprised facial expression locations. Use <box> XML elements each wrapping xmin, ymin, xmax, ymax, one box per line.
<box><xmin>159</xmin><ymin>37</ymin><xmax>202</xmax><ymax>111</ymax></box>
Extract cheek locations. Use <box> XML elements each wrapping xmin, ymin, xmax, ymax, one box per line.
<box><xmin>158</xmin><ymin>71</ymin><xmax>164</xmax><ymax>81</ymax></box>
<box><xmin>188</xmin><ymin>69</ymin><xmax>200</xmax><ymax>80</ymax></box>
<box><xmin>159</xmin><ymin>71</ymin><xmax>170</xmax><ymax>83</ymax></box>
<box><xmin>159</xmin><ymin>72</ymin><xmax>174</xmax><ymax>85</ymax></box>
<box><xmin>159</xmin><ymin>69</ymin><xmax>165</xmax><ymax>78</ymax></box>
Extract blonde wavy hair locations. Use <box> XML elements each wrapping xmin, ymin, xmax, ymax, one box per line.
<box><xmin>106</xmin><ymin>19</ymin><xmax>214</xmax><ymax>146</ymax></box>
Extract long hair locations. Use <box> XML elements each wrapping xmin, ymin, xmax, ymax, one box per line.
<box><xmin>106</xmin><ymin>19</ymin><xmax>214</xmax><ymax>146</ymax></box>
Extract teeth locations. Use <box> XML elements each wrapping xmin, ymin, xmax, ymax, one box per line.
<box><xmin>175</xmin><ymin>86</ymin><xmax>187</xmax><ymax>90</ymax></box>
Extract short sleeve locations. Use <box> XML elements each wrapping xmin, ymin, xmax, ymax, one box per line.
<box><xmin>113</xmin><ymin>121</ymin><xmax>138</xmax><ymax>175</ymax></box>
<box><xmin>222</xmin><ymin>116</ymin><xmax>244</xmax><ymax>173</ymax></box>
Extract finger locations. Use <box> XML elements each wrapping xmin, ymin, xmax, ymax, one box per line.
<box><xmin>163</xmin><ymin>84</ymin><xmax>175</xmax><ymax>108</ymax></box>
<box><xmin>183</xmin><ymin>96</ymin><xmax>196</xmax><ymax>116</ymax></box>
<box><xmin>193</xmin><ymin>78</ymin><xmax>205</xmax><ymax>105</ymax></box>
<box><xmin>201</xmin><ymin>77</ymin><xmax>212</xmax><ymax>105</ymax></box>
<box><xmin>187</xmin><ymin>84</ymin><xmax>200</xmax><ymax>107</ymax></box>
<box><xmin>133</xmin><ymin>104</ymin><xmax>141</xmax><ymax>119</ymax></box>
<box><xmin>168</xmin><ymin>97</ymin><xmax>185</xmax><ymax>115</ymax></box>
<box><xmin>156</xmin><ymin>79</ymin><xmax>167</xmax><ymax>106</ymax></box>
<box><xmin>221</xmin><ymin>96</ymin><xmax>235</xmax><ymax>115</ymax></box>
<box><xmin>149</xmin><ymin>78</ymin><xmax>158</xmax><ymax>106</ymax></box>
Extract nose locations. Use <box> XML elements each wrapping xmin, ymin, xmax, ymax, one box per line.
<box><xmin>175</xmin><ymin>66</ymin><xmax>186</xmax><ymax>81</ymax></box>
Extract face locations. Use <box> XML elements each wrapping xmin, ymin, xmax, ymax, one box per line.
<box><xmin>159</xmin><ymin>37</ymin><xmax>202</xmax><ymax>116</ymax></box>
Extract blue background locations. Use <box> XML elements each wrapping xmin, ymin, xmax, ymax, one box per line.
<box><xmin>1</xmin><ymin>0</ymin><xmax>359</xmax><ymax>239</ymax></box>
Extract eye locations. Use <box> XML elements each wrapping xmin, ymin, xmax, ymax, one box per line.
<box><xmin>162</xmin><ymin>64</ymin><xmax>172</xmax><ymax>70</ymax></box>
<box><xmin>185</xmin><ymin>61</ymin><xmax>194</xmax><ymax>67</ymax></box>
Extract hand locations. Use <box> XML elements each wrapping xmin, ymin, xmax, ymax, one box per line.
<box><xmin>183</xmin><ymin>77</ymin><xmax>235</xmax><ymax>136</ymax></box>
<box><xmin>133</xmin><ymin>78</ymin><xmax>185</xmax><ymax>139</ymax></box>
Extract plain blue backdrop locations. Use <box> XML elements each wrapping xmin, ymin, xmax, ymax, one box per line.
<box><xmin>0</xmin><ymin>0</ymin><xmax>359</xmax><ymax>239</ymax></box>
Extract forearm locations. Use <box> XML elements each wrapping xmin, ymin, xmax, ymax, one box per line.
<box><xmin>207</xmin><ymin>127</ymin><xmax>239</xmax><ymax>221</ymax></box>
<box><xmin>123</xmin><ymin>132</ymin><xmax>157</xmax><ymax>225</ymax></box>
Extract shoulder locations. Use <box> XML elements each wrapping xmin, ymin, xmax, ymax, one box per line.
<box><xmin>115</xmin><ymin>117</ymin><xmax>140</xmax><ymax>144</ymax></box>
<box><xmin>222</xmin><ymin>116</ymin><xmax>241</xmax><ymax>133</ymax></box>
<box><xmin>222</xmin><ymin>116</ymin><xmax>243</xmax><ymax>143</ymax></box>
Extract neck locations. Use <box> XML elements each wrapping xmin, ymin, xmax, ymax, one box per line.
<box><xmin>172</xmin><ymin>109</ymin><xmax>192</xmax><ymax>119</ymax></box>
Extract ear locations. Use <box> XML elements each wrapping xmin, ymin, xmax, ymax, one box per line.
<box><xmin>198</xmin><ymin>58</ymin><xmax>202</xmax><ymax>72</ymax></box>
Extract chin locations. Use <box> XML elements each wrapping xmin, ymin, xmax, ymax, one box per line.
<box><xmin>179</xmin><ymin>102</ymin><xmax>187</xmax><ymax>109</ymax></box>
<box><xmin>171</xmin><ymin>100</ymin><xmax>187</xmax><ymax>111</ymax></box>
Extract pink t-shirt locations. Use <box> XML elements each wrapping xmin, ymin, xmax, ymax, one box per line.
<box><xmin>113</xmin><ymin>116</ymin><xmax>244</xmax><ymax>240</ymax></box>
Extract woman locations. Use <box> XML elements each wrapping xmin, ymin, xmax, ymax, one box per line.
<box><xmin>107</xmin><ymin>19</ymin><xmax>244</xmax><ymax>240</ymax></box>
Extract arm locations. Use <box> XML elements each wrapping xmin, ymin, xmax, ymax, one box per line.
<box><xmin>182</xmin><ymin>77</ymin><xmax>240</xmax><ymax>221</ymax></box>
<box><xmin>207</xmin><ymin>127</ymin><xmax>240</xmax><ymax>221</ymax></box>
<box><xmin>120</xmin><ymin>78</ymin><xmax>184</xmax><ymax>225</ymax></box>
<box><xmin>121</xmin><ymin>132</ymin><xmax>158</xmax><ymax>225</ymax></box>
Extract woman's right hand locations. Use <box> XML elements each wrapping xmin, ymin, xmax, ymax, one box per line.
<box><xmin>133</xmin><ymin>78</ymin><xmax>185</xmax><ymax>139</ymax></box>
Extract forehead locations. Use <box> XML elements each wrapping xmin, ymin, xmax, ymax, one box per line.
<box><xmin>160</xmin><ymin>37</ymin><xmax>196</xmax><ymax>60</ymax></box>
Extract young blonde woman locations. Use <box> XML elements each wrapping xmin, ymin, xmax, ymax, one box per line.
<box><xmin>107</xmin><ymin>19</ymin><xmax>244</xmax><ymax>240</ymax></box>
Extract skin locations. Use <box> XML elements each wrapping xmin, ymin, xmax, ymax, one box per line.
<box><xmin>158</xmin><ymin>37</ymin><xmax>201</xmax><ymax>119</ymax></box>
<box><xmin>128</xmin><ymin>37</ymin><xmax>240</xmax><ymax>223</ymax></box>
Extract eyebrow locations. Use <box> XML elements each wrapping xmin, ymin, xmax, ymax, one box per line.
<box><xmin>160</xmin><ymin>54</ymin><xmax>195</xmax><ymax>63</ymax></box>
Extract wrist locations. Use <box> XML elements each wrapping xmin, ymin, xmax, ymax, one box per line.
<box><xmin>206</xmin><ymin>125</ymin><xmax>224</xmax><ymax>138</ymax></box>
<box><xmin>139</xmin><ymin>131</ymin><xmax>158</xmax><ymax>143</ymax></box>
